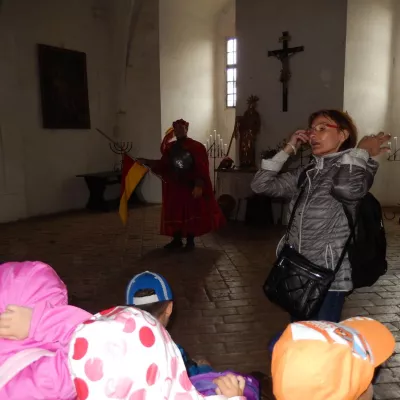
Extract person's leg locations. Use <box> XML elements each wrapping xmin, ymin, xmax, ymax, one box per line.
<box><xmin>315</xmin><ymin>291</ymin><xmax>346</xmax><ymax>322</ymax></box>
<box><xmin>372</xmin><ymin>366</ymin><xmax>382</xmax><ymax>385</ymax></box>
<box><xmin>268</xmin><ymin>292</ymin><xmax>345</xmax><ymax>355</ymax></box>
<box><xmin>164</xmin><ymin>231</ymin><xmax>183</xmax><ymax>249</ymax></box>
<box><xmin>268</xmin><ymin>331</ymin><xmax>284</xmax><ymax>354</ymax></box>
<box><xmin>268</xmin><ymin>315</ymin><xmax>295</xmax><ymax>354</ymax></box>
<box><xmin>185</xmin><ymin>234</ymin><xmax>195</xmax><ymax>250</ymax></box>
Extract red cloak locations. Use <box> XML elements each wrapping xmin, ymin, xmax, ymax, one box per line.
<box><xmin>153</xmin><ymin>138</ymin><xmax>225</xmax><ymax>237</ymax></box>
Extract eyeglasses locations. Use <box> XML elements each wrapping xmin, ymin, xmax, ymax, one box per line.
<box><xmin>307</xmin><ymin>123</ymin><xmax>340</xmax><ymax>133</ymax></box>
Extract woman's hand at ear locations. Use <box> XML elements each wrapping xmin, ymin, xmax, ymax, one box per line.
<box><xmin>283</xmin><ymin>130</ymin><xmax>309</xmax><ymax>155</ymax></box>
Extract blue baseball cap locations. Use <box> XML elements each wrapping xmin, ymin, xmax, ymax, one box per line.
<box><xmin>126</xmin><ymin>271</ymin><xmax>173</xmax><ymax>305</ymax></box>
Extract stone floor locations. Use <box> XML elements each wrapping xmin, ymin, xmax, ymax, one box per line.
<box><xmin>0</xmin><ymin>205</ymin><xmax>400</xmax><ymax>399</ymax></box>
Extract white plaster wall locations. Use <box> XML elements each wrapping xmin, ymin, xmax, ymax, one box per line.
<box><xmin>159</xmin><ymin>0</ymin><xmax>217</xmax><ymax>146</ymax></box>
<box><xmin>236</xmin><ymin>0</ymin><xmax>347</xmax><ymax>161</ymax></box>
<box><xmin>109</xmin><ymin>0</ymin><xmax>136</xmax><ymax>138</ymax></box>
<box><xmin>215</xmin><ymin>1</ymin><xmax>236</xmax><ymax>163</ymax></box>
<box><xmin>344</xmin><ymin>0</ymin><xmax>394</xmax><ymax>135</ymax></box>
<box><xmin>344</xmin><ymin>0</ymin><xmax>395</xmax><ymax>205</ymax></box>
<box><xmin>383</xmin><ymin>1</ymin><xmax>400</xmax><ymax>206</ymax></box>
<box><xmin>120</xmin><ymin>0</ymin><xmax>162</xmax><ymax>203</ymax></box>
<box><xmin>0</xmin><ymin>0</ymin><xmax>117</xmax><ymax>223</ymax></box>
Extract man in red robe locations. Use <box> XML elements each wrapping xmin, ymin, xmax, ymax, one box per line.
<box><xmin>139</xmin><ymin>119</ymin><xmax>225</xmax><ymax>250</ymax></box>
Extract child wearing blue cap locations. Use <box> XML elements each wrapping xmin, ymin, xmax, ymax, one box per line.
<box><xmin>126</xmin><ymin>271</ymin><xmax>214</xmax><ymax>377</ymax></box>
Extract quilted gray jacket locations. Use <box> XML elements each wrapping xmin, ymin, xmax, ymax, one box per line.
<box><xmin>251</xmin><ymin>148</ymin><xmax>379</xmax><ymax>291</ymax></box>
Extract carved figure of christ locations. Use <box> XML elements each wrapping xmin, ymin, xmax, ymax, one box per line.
<box><xmin>268</xmin><ymin>31</ymin><xmax>304</xmax><ymax>112</ymax></box>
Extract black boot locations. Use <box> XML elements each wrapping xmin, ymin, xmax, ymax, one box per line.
<box><xmin>185</xmin><ymin>234</ymin><xmax>195</xmax><ymax>250</ymax></box>
<box><xmin>164</xmin><ymin>232</ymin><xmax>183</xmax><ymax>250</ymax></box>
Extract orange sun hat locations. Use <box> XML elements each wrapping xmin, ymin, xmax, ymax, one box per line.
<box><xmin>272</xmin><ymin>317</ymin><xmax>395</xmax><ymax>400</ymax></box>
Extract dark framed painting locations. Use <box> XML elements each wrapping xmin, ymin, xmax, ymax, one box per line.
<box><xmin>37</xmin><ymin>44</ymin><xmax>91</xmax><ymax>129</ymax></box>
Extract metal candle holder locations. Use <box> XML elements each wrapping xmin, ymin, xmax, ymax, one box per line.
<box><xmin>96</xmin><ymin>128</ymin><xmax>164</xmax><ymax>182</ymax></box>
<box><xmin>387</xmin><ymin>137</ymin><xmax>400</xmax><ymax>162</ymax></box>
<box><xmin>109</xmin><ymin>141</ymin><xmax>133</xmax><ymax>171</ymax></box>
<box><xmin>387</xmin><ymin>151</ymin><xmax>400</xmax><ymax>162</ymax></box>
<box><xmin>204</xmin><ymin>130</ymin><xmax>227</xmax><ymax>192</ymax></box>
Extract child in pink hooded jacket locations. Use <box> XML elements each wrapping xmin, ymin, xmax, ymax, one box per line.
<box><xmin>0</xmin><ymin>261</ymin><xmax>92</xmax><ymax>399</ymax></box>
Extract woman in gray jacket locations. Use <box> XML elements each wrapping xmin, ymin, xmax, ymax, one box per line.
<box><xmin>251</xmin><ymin>109</ymin><xmax>389</xmax><ymax>322</ymax></box>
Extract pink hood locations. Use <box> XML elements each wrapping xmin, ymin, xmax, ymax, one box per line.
<box><xmin>0</xmin><ymin>261</ymin><xmax>68</xmax><ymax>312</ymax></box>
<box><xmin>0</xmin><ymin>261</ymin><xmax>92</xmax><ymax>399</ymax></box>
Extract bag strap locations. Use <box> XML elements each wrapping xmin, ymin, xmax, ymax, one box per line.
<box><xmin>0</xmin><ymin>348</ymin><xmax>55</xmax><ymax>390</ymax></box>
<box><xmin>342</xmin><ymin>203</ymin><xmax>357</xmax><ymax>242</ymax></box>
<box><xmin>297</xmin><ymin>163</ymin><xmax>315</xmax><ymax>189</ymax></box>
<box><xmin>285</xmin><ymin>164</ymin><xmax>316</xmax><ymax>242</ymax></box>
<box><xmin>333</xmin><ymin>203</ymin><xmax>357</xmax><ymax>274</ymax></box>
<box><xmin>333</xmin><ymin>228</ymin><xmax>352</xmax><ymax>274</ymax></box>
<box><xmin>284</xmin><ymin>184</ymin><xmax>307</xmax><ymax>243</ymax></box>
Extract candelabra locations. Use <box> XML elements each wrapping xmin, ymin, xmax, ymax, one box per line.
<box><xmin>204</xmin><ymin>130</ymin><xmax>228</xmax><ymax>192</ymax></box>
<box><xmin>109</xmin><ymin>141</ymin><xmax>133</xmax><ymax>171</ymax></box>
<box><xmin>383</xmin><ymin>136</ymin><xmax>400</xmax><ymax>223</ymax></box>
<box><xmin>384</xmin><ymin>135</ymin><xmax>400</xmax><ymax>161</ymax></box>
<box><xmin>387</xmin><ymin>137</ymin><xmax>400</xmax><ymax>161</ymax></box>
<box><xmin>387</xmin><ymin>151</ymin><xmax>400</xmax><ymax>161</ymax></box>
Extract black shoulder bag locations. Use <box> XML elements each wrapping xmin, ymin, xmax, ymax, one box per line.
<box><xmin>263</xmin><ymin>185</ymin><xmax>350</xmax><ymax>320</ymax></box>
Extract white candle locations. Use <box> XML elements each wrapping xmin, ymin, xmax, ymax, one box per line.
<box><xmin>224</xmin><ymin>143</ymin><xmax>228</xmax><ymax>154</ymax></box>
<box><xmin>206</xmin><ymin>139</ymin><xmax>209</xmax><ymax>148</ymax></box>
<box><xmin>395</xmin><ymin>137</ymin><xmax>398</xmax><ymax>153</ymax></box>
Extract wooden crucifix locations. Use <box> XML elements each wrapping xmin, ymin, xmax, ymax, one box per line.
<box><xmin>268</xmin><ymin>31</ymin><xmax>304</xmax><ymax>112</ymax></box>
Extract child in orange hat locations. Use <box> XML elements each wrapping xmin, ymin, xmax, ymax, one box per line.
<box><xmin>271</xmin><ymin>317</ymin><xmax>395</xmax><ymax>400</ymax></box>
